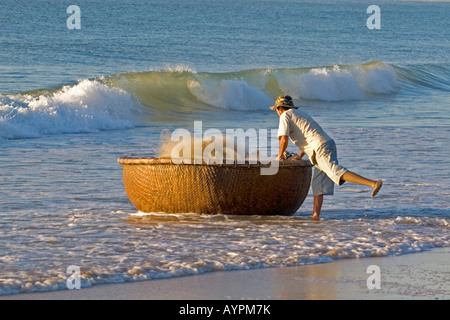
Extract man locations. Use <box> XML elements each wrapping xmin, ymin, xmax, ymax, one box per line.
<box><xmin>271</xmin><ymin>95</ymin><xmax>382</xmax><ymax>220</ymax></box>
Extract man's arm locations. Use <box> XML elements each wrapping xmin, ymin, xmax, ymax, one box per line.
<box><xmin>293</xmin><ymin>151</ymin><xmax>305</xmax><ymax>160</ymax></box>
<box><xmin>276</xmin><ymin>135</ymin><xmax>289</xmax><ymax>160</ymax></box>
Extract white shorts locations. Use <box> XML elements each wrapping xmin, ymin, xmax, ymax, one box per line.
<box><xmin>311</xmin><ymin>140</ymin><xmax>347</xmax><ymax>196</ymax></box>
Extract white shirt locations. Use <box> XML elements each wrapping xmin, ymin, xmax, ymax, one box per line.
<box><xmin>277</xmin><ymin>109</ymin><xmax>333</xmax><ymax>159</ymax></box>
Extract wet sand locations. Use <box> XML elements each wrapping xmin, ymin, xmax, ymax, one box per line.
<box><xmin>2</xmin><ymin>248</ymin><xmax>449</xmax><ymax>300</ymax></box>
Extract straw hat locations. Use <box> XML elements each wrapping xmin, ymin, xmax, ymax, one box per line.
<box><xmin>270</xmin><ymin>95</ymin><xmax>299</xmax><ymax>110</ymax></box>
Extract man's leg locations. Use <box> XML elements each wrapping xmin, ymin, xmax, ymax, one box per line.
<box><xmin>314</xmin><ymin>141</ymin><xmax>383</xmax><ymax>198</ymax></box>
<box><xmin>310</xmin><ymin>194</ymin><xmax>323</xmax><ymax>221</ymax></box>
<box><xmin>310</xmin><ymin>168</ymin><xmax>333</xmax><ymax>221</ymax></box>
<box><xmin>341</xmin><ymin>171</ymin><xmax>383</xmax><ymax>197</ymax></box>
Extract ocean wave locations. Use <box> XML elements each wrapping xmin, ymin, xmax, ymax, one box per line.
<box><xmin>108</xmin><ymin>60</ymin><xmax>401</xmax><ymax>111</ymax></box>
<box><xmin>111</xmin><ymin>61</ymin><xmax>449</xmax><ymax>108</ymax></box>
<box><xmin>1</xmin><ymin>60</ymin><xmax>447</xmax><ymax>140</ymax></box>
<box><xmin>393</xmin><ymin>63</ymin><xmax>450</xmax><ymax>93</ymax></box>
<box><xmin>0</xmin><ymin>80</ymin><xmax>142</xmax><ymax>139</ymax></box>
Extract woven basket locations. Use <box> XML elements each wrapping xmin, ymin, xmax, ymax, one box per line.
<box><xmin>118</xmin><ymin>158</ymin><xmax>312</xmax><ymax>216</ymax></box>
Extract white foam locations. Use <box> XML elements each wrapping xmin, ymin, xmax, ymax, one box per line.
<box><xmin>188</xmin><ymin>78</ymin><xmax>273</xmax><ymax>110</ymax></box>
<box><xmin>1</xmin><ymin>214</ymin><xmax>448</xmax><ymax>295</ymax></box>
<box><xmin>0</xmin><ymin>79</ymin><xmax>140</xmax><ymax>139</ymax></box>
<box><xmin>278</xmin><ymin>66</ymin><xmax>364</xmax><ymax>101</ymax></box>
<box><xmin>352</xmin><ymin>63</ymin><xmax>399</xmax><ymax>94</ymax></box>
<box><xmin>151</xmin><ymin>64</ymin><xmax>198</xmax><ymax>74</ymax></box>
<box><xmin>275</xmin><ymin>62</ymin><xmax>399</xmax><ymax>101</ymax></box>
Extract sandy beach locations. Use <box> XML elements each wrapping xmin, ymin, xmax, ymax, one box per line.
<box><xmin>2</xmin><ymin>247</ymin><xmax>448</xmax><ymax>300</ymax></box>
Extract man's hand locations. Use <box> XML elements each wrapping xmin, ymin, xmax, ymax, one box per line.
<box><xmin>292</xmin><ymin>151</ymin><xmax>305</xmax><ymax>160</ymax></box>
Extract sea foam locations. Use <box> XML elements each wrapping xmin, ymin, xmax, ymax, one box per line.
<box><xmin>275</xmin><ymin>62</ymin><xmax>399</xmax><ymax>101</ymax></box>
<box><xmin>188</xmin><ymin>79</ymin><xmax>274</xmax><ymax>111</ymax></box>
<box><xmin>0</xmin><ymin>214</ymin><xmax>448</xmax><ymax>295</ymax></box>
<box><xmin>0</xmin><ymin>79</ymin><xmax>140</xmax><ymax>139</ymax></box>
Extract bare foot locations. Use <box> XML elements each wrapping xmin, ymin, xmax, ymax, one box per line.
<box><xmin>372</xmin><ymin>180</ymin><xmax>383</xmax><ymax>197</ymax></box>
<box><xmin>308</xmin><ymin>215</ymin><xmax>320</xmax><ymax>221</ymax></box>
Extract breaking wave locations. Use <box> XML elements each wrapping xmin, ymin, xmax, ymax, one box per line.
<box><xmin>107</xmin><ymin>60</ymin><xmax>401</xmax><ymax>111</ymax></box>
<box><xmin>0</xmin><ymin>80</ymin><xmax>141</xmax><ymax>139</ymax></box>
<box><xmin>1</xmin><ymin>60</ymin><xmax>448</xmax><ymax>139</ymax></box>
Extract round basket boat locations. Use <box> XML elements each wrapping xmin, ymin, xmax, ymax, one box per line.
<box><xmin>118</xmin><ymin>158</ymin><xmax>312</xmax><ymax>216</ymax></box>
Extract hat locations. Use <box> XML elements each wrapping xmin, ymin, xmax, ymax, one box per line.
<box><xmin>270</xmin><ymin>95</ymin><xmax>299</xmax><ymax>110</ymax></box>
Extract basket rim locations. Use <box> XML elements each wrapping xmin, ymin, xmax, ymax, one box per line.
<box><xmin>118</xmin><ymin>157</ymin><xmax>312</xmax><ymax>167</ymax></box>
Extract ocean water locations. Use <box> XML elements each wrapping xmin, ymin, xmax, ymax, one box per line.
<box><xmin>0</xmin><ymin>0</ymin><xmax>449</xmax><ymax>296</ymax></box>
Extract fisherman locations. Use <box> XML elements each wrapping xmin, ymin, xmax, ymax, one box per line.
<box><xmin>271</xmin><ymin>95</ymin><xmax>382</xmax><ymax>220</ymax></box>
